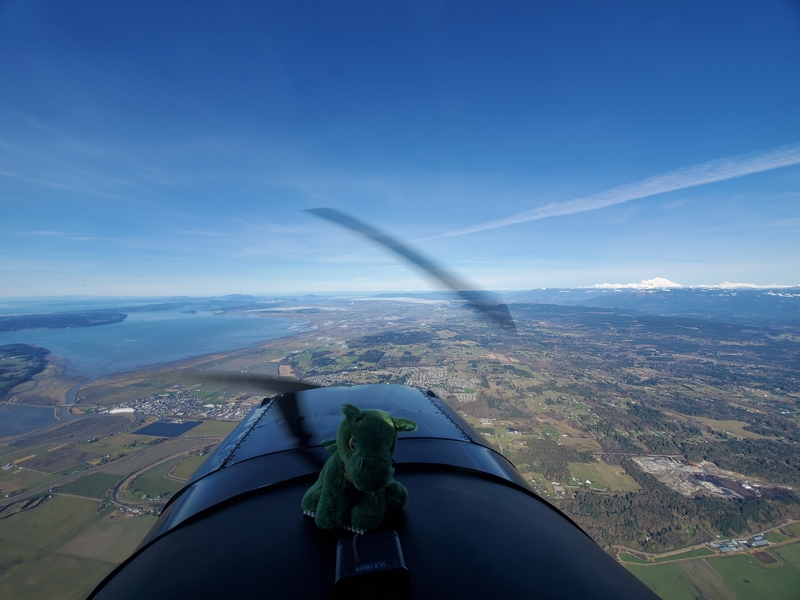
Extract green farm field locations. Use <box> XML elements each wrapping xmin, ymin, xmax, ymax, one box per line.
<box><xmin>119</xmin><ymin>456</ymin><xmax>185</xmax><ymax>503</ymax></box>
<box><xmin>559</xmin><ymin>436</ymin><xmax>602</xmax><ymax>452</ymax></box>
<box><xmin>626</xmin><ymin>560</ymin><xmax>732</xmax><ymax>600</ymax></box>
<box><xmin>540</xmin><ymin>424</ymin><xmax>559</xmax><ymax>436</ymax></box>
<box><xmin>691</xmin><ymin>417</ymin><xmax>772</xmax><ymax>441</ymax></box>
<box><xmin>58</xmin><ymin>473</ymin><xmax>123</xmax><ymax>499</ymax></box>
<box><xmin>0</xmin><ymin>495</ymin><xmax>115</xmax><ymax>598</ymax></box>
<box><xmin>618</xmin><ymin>551</ymin><xmax>649</xmax><ymax>564</ymax></box>
<box><xmin>706</xmin><ymin>544</ymin><xmax>800</xmax><ymax>599</ymax></box>
<box><xmin>76</xmin><ymin>432</ymin><xmax>153</xmax><ymax>457</ymax></box>
<box><xmin>0</xmin><ymin>495</ymin><xmax>103</xmax><ymax>551</ymax></box>
<box><xmin>0</xmin><ymin>466</ymin><xmax>57</xmax><ymax>494</ymax></box>
<box><xmin>184</xmin><ymin>420</ymin><xmax>237</xmax><ymax>437</ymax></box>
<box><xmin>170</xmin><ymin>453</ymin><xmax>207</xmax><ymax>481</ymax></box>
<box><xmin>0</xmin><ymin>552</ymin><xmax>113</xmax><ymax>600</ymax></box>
<box><xmin>57</xmin><ymin>513</ymin><xmax>156</xmax><ymax>564</ymax></box>
<box><xmin>0</xmin><ymin>498</ymin><xmax>155</xmax><ymax>598</ymax></box>
<box><xmin>21</xmin><ymin>445</ymin><xmax>100</xmax><ymax>473</ymax></box>
<box><xmin>567</xmin><ymin>462</ymin><xmax>641</xmax><ymax>491</ymax></box>
<box><xmin>629</xmin><ymin>541</ymin><xmax>800</xmax><ymax>599</ymax></box>
<box><xmin>653</xmin><ymin>547</ymin><xmax>716</xmax><ymax>563</ymax></box>
<box><xmin>0</xmin><ymin>444</ymin><xmax>52</xmax><ymax>464</ymax></box>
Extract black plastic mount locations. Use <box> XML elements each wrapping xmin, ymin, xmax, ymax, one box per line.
<box><xmin>334</xmin><ymin>531</ymin><xmax>410</xmax><ymax>599</ymax></box>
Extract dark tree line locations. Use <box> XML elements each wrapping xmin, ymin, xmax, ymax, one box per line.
<box><xmin>0</xmin><ymin>312</ymin><xmax>126</xmax><ymax>332</ymax></box>
<box><xmin>511</xmin><ymin>438</ymin><xmax>594</xmax><ymax>482</ymax></box>
<box><xmin>561</xmin><ymin>459</ymin><xmax>800</xmax><ymax>552</ymax></box>
<box><xmin>680</xmin><ymin>439</ymin><xmax>800</xmax><ymax>486</ymax></box>
<box><xmin>348</xmin><ymin>330</ymin><xmax>434</xmax><ymax>347</ymax></box>
<box><xmin>0</xmin><ymin>344</ymin><xmax>49</xmax><ymax>398</ymax></box>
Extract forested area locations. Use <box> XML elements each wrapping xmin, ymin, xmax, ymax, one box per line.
<box><xmin>562</xmin><ymin>459</ymin><xmax>800</xmax><ymax>552</ymax></box>
<box><xmin>680</xmin><ymin>439</ymin><xmax>800</xmax><ymax>486</ymax></box>
<box><xmin>0</xmin><ymin>344</ymin><xmax>49</xmax><ymax>398</ymax></box>
<box><xmin>512</xmin><ymin>438</ymin><xmax>594</xmax><ymax>481</ymax></box>
<box><xmin>349</xmin><ymin>330</ymin><xmax>434</xmax><ymax>347</ymax></box>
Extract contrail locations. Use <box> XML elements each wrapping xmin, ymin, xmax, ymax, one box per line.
<box><xmin>441</xmin><ymin>142</ymin><xmax>800</xmax><ymax>237</ymax></box>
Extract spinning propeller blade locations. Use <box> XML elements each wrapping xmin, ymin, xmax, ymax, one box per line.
<box><xmin>192</xmin><ymin>372</ymin><xmax>319</xmax><ymax>395</ymax></box>
<box><xmin>197</xmin><ymin>208</ymin><xmax>515</xmax><ymax>452</ymax></box>
<box><xmin>191</xmin><ymin>373</ymin><xmax>324</xmax><ymax>467</ymax></box>
<box><xmin>306</xmin><ymin>208</ymin><xmax>516</xmax><ymax>334</ymax></box>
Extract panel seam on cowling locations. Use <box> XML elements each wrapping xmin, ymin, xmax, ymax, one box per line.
<box><xmin>417</xmin><ymin>387</ymin><xmax>471</xmax><ymax>442</ymax></box>
<box><xmin>221</xmin><ymin>398</ymin><xmax>274</xmax><ymax>469</ymax></box>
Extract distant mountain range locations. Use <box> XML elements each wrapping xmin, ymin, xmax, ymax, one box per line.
<box><xmin>2</xmin><ymin>280</ymin><xmax>798</xmax><ymax>331</ymax></box>
<box><xmin>587</xmin><ymin>277</ymin><xmax>797</xmax><ymax>290</ymax></box>
<box><xmin>500</xmin><ymin>286</ymin><xmax>800</xmax><ymax>327</ymax></box>
<box><xmin>366</xmin><ymin>283</ymin><xmax>800</xmax><ymax>327</ymax></box>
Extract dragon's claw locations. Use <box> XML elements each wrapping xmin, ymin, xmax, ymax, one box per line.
<box><xmin>344</xmin><ymin>525</ymin><xmax>365</xmax><ymax>535</ymax></box>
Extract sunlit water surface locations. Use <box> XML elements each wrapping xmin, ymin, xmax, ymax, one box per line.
<box><xmin>0</xmin><ymin>310</ymin><xmax>304</xmax><ymax>380</ymax></box>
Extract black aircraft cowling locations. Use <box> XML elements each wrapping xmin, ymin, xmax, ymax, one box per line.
<box><xmin>90</xmin><ymin>384</ymin><xmax>657</xmax><ymax>599</ymax></box>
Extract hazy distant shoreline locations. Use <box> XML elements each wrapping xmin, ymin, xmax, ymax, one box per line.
<box><xmin>0</xmin><ymin>309</ymin><xmax>307</xmax><ymax>381</ymax></box>
<box><xmin>0</xmin><ymin>311</ymin><xmax>127</xmax><ymax>332</ymax></box>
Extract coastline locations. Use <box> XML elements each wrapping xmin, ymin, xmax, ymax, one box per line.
<box><xmin>0</xmin><ymin>313</ymin><xmax>312</xmax><ymax>444</ymax></box>
<box><xmin>0</xmin><ymin>310</ymin><xmax>309</xmax><ymax>383</ymax></box>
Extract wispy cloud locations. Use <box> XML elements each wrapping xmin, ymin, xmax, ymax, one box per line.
<box><xmin>440</xmin><ymin>143</ymin><xmax>800</xmax><ymax>237</ymax></box>
<box><xmin>0</xmin><ymin>168</ymin><xmax>136</xmax><ymax>202</ymax></box>
<box><xmin>17</xmin><ymin>230</ymin><xmax>65</xmax><ymax>236</ymax></box>
<box><xmin>768</xmin><ymin>217</ymin><xmax>800</xmax><ymax>228</ymax></box>
<box><xmin>171</xmin><ymin>230</ymin><xmax>233</xmax><ymax>237</ymax></box>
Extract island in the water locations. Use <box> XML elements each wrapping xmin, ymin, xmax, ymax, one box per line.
<box><xmin>0</xmin><ymin>311</ymin><xmax>127</xmax><ymax>332</ymax></box>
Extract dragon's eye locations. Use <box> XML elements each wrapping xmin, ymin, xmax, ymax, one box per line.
<box><xmin>348</xmin><ymin>437</ymin><xmax>357</xmax><ymax>451</ymax></box>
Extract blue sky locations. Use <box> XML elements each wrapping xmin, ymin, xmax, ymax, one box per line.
<box><xmin>2</xmin><ymin>1</ymin><xmax>799</xmax><ymax>296</ymax></box>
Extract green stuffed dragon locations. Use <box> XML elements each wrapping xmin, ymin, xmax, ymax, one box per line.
<box><xmin>302</xmin><ymin>403</ymin><xmax>417</xmax><ymax>534</ymax></box>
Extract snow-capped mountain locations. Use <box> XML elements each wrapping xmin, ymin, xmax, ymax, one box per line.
<box><xmin>700</xmin><ymin>282</ymin><xmax>795</xmax><ymax>290</ymax></box>
<box><xmin>587</xmin><ymin>278</ymin><xmax>796</xmax><ymax>290</ymax></box>
<box><xmin>588</xmin><ymin>277</ymin><xmax>684</xmax><ymax>290</ymax></box>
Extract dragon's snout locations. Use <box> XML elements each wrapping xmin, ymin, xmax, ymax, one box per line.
<box><xmin>350</xmin><ymin>456</ymin><xmax>392</xmax><ymax>493</ymax></box>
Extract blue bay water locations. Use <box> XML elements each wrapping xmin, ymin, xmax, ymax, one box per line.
<box><xmin>0</xmin><ymin>310</ymin><xmax>304</xmax><ymax>380</ymax></box>
<box><xmin>0</xmin><ymin>405</ymin><xmax>57</xmax><ymax>437</ymax></box>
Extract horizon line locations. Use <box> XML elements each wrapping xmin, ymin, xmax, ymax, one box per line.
<box><xmin>2</xmin><ymin>281</ymin><xmax>799</xmax><ymax>301</ymax></box>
